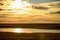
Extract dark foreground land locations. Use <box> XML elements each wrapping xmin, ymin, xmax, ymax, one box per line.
<box><xmin>0</xmin><ymin>32</ymin><xmax>60</xmax><ymax>40</ymax></box>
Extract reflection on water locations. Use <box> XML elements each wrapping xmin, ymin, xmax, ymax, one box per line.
<box><xmin>0</xmin><ymin>28</ymin><xmax>60</xmax><ymax>40</ymax></box>
<box><xmin>0</xmin><ymin>28</ymin><xmax>60</xmax><ymax>33</ymax></box>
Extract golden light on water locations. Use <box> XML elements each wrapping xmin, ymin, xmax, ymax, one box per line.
<box><xmin>0</xmin><ymin>28</ymin><xmax>60</xmax><ymax>33</ymax></box>
<box><xmin>13</xmin><ymin>28</ymin><xmax>23</xmax><ymax>33</ymax></box>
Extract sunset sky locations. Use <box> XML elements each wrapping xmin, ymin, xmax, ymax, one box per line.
<box><xmin>0</xmin><ymin>0</ymin><xmax>60</xmax><ymax>23</ymax></box>
<box><xmin>29</xmin><ymin>0</ymin><xmax>60</xmax><ymax>3</ymax></box>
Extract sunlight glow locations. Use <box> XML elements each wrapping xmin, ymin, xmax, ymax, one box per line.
<box><xmin>9</xmin><ymin>0</ymin><xmax>31</xmax><ymax>14</ymax></box>
<box><xmin>10</xmin><ymin>0</ymin><xmax>22</xmax><ymax>8</ymax></box>
<box><xmin>10</xmin><ymin>0</ymin><xmax>31</xmax><ymax>9</ymax></box>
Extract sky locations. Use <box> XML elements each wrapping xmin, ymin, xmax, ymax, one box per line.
<box><xmin>29</xmin><ymin>0</ymin><xmax>60</xmax><ymax>3</ymax></box>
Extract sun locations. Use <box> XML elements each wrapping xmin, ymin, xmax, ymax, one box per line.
<box><xmin>10</xmin><ymin>0</ymin><xmax>22</xmax><ymax>8</ymax></box>
<box><xmin>9</xmin><ymin>0</ymin><xmax>31</xmax><ymax>14</ymax></box>
<box><xmin>9</xmin><ymin>0</ymin><xmax>31</xmax><ymax>9</ymax></box>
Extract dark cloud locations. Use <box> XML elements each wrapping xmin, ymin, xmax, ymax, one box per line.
<box><xmin>32</xmin><ymin>5</ymin><xmax>48</xmax><ymax>10</ymax></box>
<box><xmin>0</xmin><ymin>3</ymin><xmax>3</xmax><ymax>5</ymax></box>
<box><xmin>0</xmin><ymin>9</ymin><xmax>4</xmax><ymax>11</ymax></box>
<box><xmin>49</xmin><ymin>11</ymin><xmax>60</xmax><ymax>15</ymax></box>
<box><xmin>49</xmin><ymin>2</ymin><xmax>60</xmax><ymax>6</ymax></box>
<box><xmin>56</xmin><ymin>11</ymin><xmax>60</xmax><ymax>14</ymax></box>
